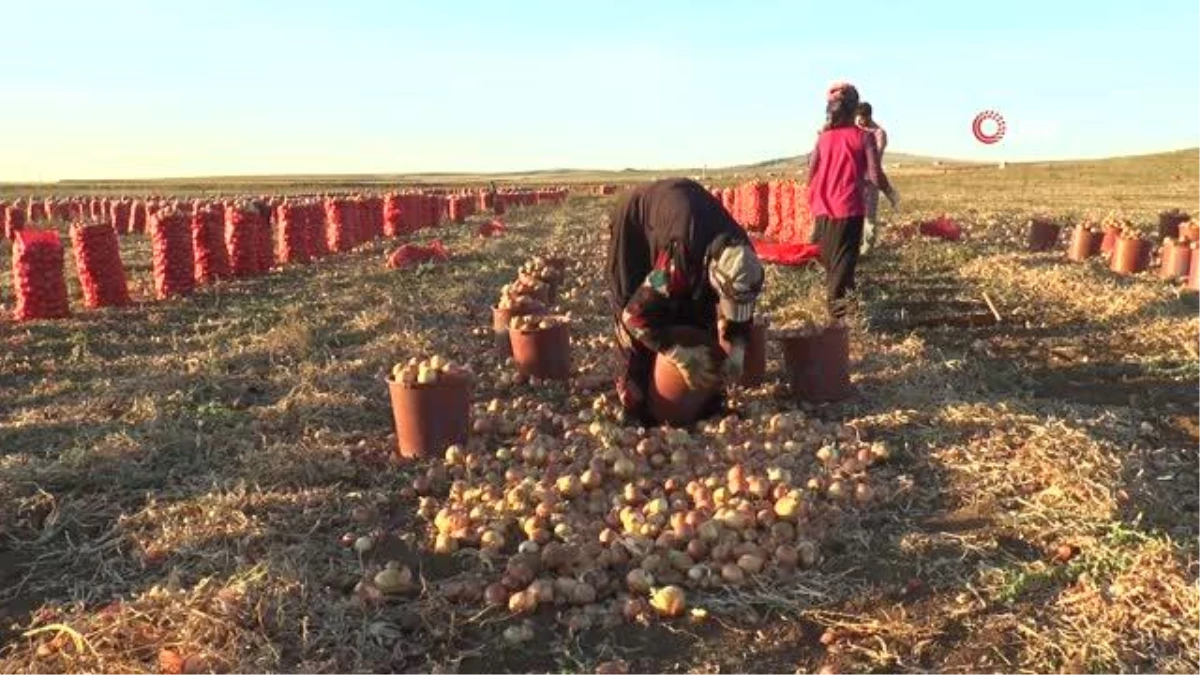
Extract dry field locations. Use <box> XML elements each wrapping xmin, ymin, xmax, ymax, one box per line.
<box><xmin>1</xmin><ymin>151</ymin><xmax>1197</xmax><ymax>674</ymax></box>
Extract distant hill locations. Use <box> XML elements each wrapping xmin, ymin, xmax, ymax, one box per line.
<box><xmin>3</xmin><ymin>148</ymin><xmax>1194</xmax><ymax>194</ymax></box>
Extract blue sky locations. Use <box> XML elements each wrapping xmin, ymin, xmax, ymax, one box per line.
<box><xmin>0</xmin><ymin>0</ymin><xmax>1197</xmax><ymax>180</ymax></box>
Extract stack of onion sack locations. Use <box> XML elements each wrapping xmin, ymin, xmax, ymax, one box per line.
<box><xmin>365</xmin><ymin>195</ymin><xmax>385</xmax><ymax>240</ymax></box>
<box><xmin>737</xmin><ymin>182</ymin><xmax>769</xmax><ymax>234</ymax></box>
<box><xmin>4</xmin><ymin>203</ymin><xmax>26</xmax><ymax>240</ymax></box>
<box><xmin>383</xmin><ymin>193</ymin><xmax>403</xmax><ymax>237</ymax></box>
<box><xmin>11</xmin><ymin>229</ymin><xmax>71</xmax><ymax>320</ymax></box>
<box><xmin>48</xmin><ymin>199</ymin><xmax>72</xmax><ymax>223</ymax></box>
<box><xmin>303</xmin><ymin>200</ymin><xmax>329</xmax><ymax>258</ymax></box>
<box><xmin>276</xmin><ymin>201</ymin><xmax>312</xmax><ymax>264</ymax></box>
<box><xmin>130</xmin><ymin>200</ymin><xmax>148</xmax><ymax>234</ymax></box>
<box><xmin>325</xmin><ymin>197</ymin><xmax>355</xmax><ymax>253</ymax></box>
<box><xmin>149</xmin><ymin>207</ymin><xmax>196</xmax><ymax>299</ymax></box>
<box><xmin>27</xmin><ymin>200</ymin><xmax>48</xmax><ymax>223</ymax></box>
<box><xmin>252</xmin><ymin>201</ymin><xmax>275</xmax><ymax>273</ymax></box>
<box><xmin>110</xmin><ymin>200</ymin><xmax>132</xmax><ymax>235</ymax></box>
<box><xmin>192</xmin><ymin>206</ymin><xmax>230</xmax><ymax>283</ymax></box>
<box><xmin>70</xmin><ymin>221</ymin><xmax>131</xmax><ymax>308</ymax></box>
<box><xmin>224</xmin><ymin>202</ymin><xmax>263</xmax><ymax>277</ymax></box>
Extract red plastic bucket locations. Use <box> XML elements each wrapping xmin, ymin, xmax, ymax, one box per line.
<box><xmin>777</xmin><ymin>324</ymin><xmax>852</xmax><ymax>403</ymax></box>
<box><xmin>509</xmin><ymin>317</ymin><xmax>572</xmax><ymax>380</ymax></box>
<box><xmin>387</xmin><ymin>373</ymin><xmax>470</xmax><ymax>459</ymax></box>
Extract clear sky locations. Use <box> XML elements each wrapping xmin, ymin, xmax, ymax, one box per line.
<box><xmin>1</xmin><ymin>0</ymin><xmax>1197</xmax><ymax>180</ymax></box>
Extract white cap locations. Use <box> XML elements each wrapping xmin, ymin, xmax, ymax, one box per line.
<box><xmin>708</xmin><ymin>244</ymin><xmax>764</xmax><ymax>322</ymax></box>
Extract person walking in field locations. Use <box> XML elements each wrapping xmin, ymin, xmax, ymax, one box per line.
<box><xmin>855</xmin><ymin>101</ymin><xmax>889</xmax><ymax>255</ymax></box>
<box><xmin>607</xmin><ymin>178</ymin><xmax>765</xmax><ymax>426</ymax></box>
<box><xmin>806</xmin><ymin>83</ymin><xmax>898</xmax><ymax>319</ymax></box>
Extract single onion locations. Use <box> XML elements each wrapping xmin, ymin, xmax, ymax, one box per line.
<box><xmin>855</xmin><ymin>483</ymin><xmax>874</xmax><ymax>505</ymax></box>
<box><xmin>626</xmin><ymin>569</ymin><xmax>654</xmax><ymax>595</ymax></box>
<box><xmin>720</xmin><ymin>563</ymin><xmax>746</xmax><ymax>585</ymax></box>
<box><xmin>686</xmin><ymin>539</ymin><xmax>709</xmax><ymax>561</ymax></box>
<box><xmin>484</xmin><ymin>582</ymin><xmax>509</xmax><ymax>606</ymax></box>
<box><xmin>737</xmin><ymin>553</ymin><xmax>765</xmax><ymax>575</ymax></box>
<box><xmin>650</xmin><ymin>585</ymin><xmax>687</xmax><ymax>618</ymax></box>
<box><xmin>509</xmin><ymin>589</ymin><xmax>538</xmax><ymax>614</ymax></box>
<box><xmin>775</xmin><ymin>545</ymin><xmax>800</xmax><ymax>569</ymax></box>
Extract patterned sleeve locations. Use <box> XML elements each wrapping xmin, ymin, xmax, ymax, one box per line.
<box><xmin>621</xmin><ymin>249</ymin><xmax>683</xmax><ymax>353</ymax></box>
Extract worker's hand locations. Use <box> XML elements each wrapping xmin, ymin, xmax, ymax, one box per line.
<box><xmin>664</xmin><ymin>345</ymin><xmax>719</xmax><ymax>390</ymax></box>
<box><xmin>884</xmin><ymin>186</ymin><xmax>900</xmax><ymax>210</ymax></box>
<box><xmin>722</xmin><ymin>341</ymin><xmax>746</xmax><ymax>384</ymax></box>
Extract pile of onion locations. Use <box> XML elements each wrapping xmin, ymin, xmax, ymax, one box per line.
<box><xmin>391</xmin><ymin>355</ymin><xmax>468</xmax><ymax>387</ymax></box>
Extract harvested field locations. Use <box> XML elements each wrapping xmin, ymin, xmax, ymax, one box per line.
<box><xmin>1</xmin><ymin>151</ymin><xmax>1197</xmax><ymax>674</ymax></box>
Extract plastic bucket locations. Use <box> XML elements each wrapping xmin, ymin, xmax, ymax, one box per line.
<box><xmin>1100</xmin><ymin>225</ymin><xmax>1122</xmax><ymax>257</ymax></box>
<box><xmin>1159</xmin><ymin>240</ymin><xmax>1191</xmax><ymax>280</ymax></box>
<box><xmin>493</xmin><ymin>305</ymin><xmax>545</xmax><ymax>356</ymax></box>
<box><xmin>1066</xmin><ymin>226</ymin><xmax>1103</xmax><ymax>262</ymax></box>
<box><xmin>1188</xmin><ymin>247</ymin><xmax>1200</xmax><ymax>292</ymax></box>
<box><xmin>648</xmin><ymin>326</ymin><xmax>724</xmax><ymax>427</ymax></box>
<box><xmin>777</xmin><ymin>324</ymin><xmax>852</xmax><ymax>403</ymax></box>
<box><xmin>1110</xmin><ymin>236</ymin><xmax>1151</xmax><ymax>275</ymax></box>
<box><xmin>719</xmin><ymin>321</ymin><xmax>768</xmax><ymax>387</ymax></box>
<box><xmin>387</xmin><ymin>374</ymin><xmax>470</xmax><ymax>459</ymax></box>
<box><xmin>1027</xmin><ymin>220</ymin><xmax>1061</xmax><ymax>252</ymax></box>
<box><xmin>509</xmin><ymin>317</ymin><xmax>572</xmax><ymax>380</ymax></box>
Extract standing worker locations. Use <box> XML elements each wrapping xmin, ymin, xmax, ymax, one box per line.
<box><xmin>607</xmin><ymin>178</ymin><xmax>765</xmax><ymax>426</ymax></box>
<box><xmin>807</xmin><ymin>83</ymin><xmax>898</xmax><ymax>319</ymax></box>
<box><xmin>855</xmin><ymin>102</ymin><xmax>889</xmax><ymax>255</ymax></box>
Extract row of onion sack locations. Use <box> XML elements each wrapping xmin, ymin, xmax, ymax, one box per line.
<box><xmin>4</xmin><ymin>189</ymin><xmax>569</xmax><ymax>322</ymax></box>
<box><xmin>0</xmin><ymin>188</ymin><xmax>571</xmax><ymax>242</ymax></box>
<box><xmin>704</xmin><ymin>181</ymin><xmax>814</xmax><ymax>245</ymax></box>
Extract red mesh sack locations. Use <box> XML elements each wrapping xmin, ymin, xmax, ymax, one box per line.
<box><xmin>252</xmin><ymin>201</ymin><xmax>275</xmax><ymax>272</ymax></box>
<box><xmin>70</xmin><ymin>200</ymin><xmax>87</xmax><ymax>221</ymax></box>
<box><xmin>192</xmin><ymin>206</ymin><xmax>230</xmax><ymax>283</ymax></box>
<box><xmin>130</xmin><ymin>200</ymin><xmax>148</xmax><ymax>234</ymax></box>
<box><xmin>149</xmin><ymin>208</ymin><xmax>196</xmax><ymax>299</ymax></box>
<box><xmin>11</xmin><ymin>229</ymin><xmax>71</xmax><ymax>320</ymax></box>
<box><xmin>367</xmin><ymin>196</ymin><xmax>385</xmax><ymax>240</ymax></box>
<box><xmin>4</xmin><ymin>205</ymin><xmax>26</xmax><ymax>240</ymax></box>
<box><xmin>325</xmin><ymin>198</ymin><xmax>353</xmax><ymax>253</ymax></box>
<box><xmin>919</xmin><ymin>216</ymin><xmax>963</xmax><ymax>241</ymax></box>
<box><xmin>111</xmin><ymin>200</ymin><xmax>132</xmax><ymax>235</ymax></box>
<box><xmin>28</xmin><ymin>200</ymin><xmax>47</xmax><ymax>223</ymax></box>
<box><xmin>420</xmin><ymin>194</ymin><xmax>437</xmax><ymax>229</ymax></box>
<box><xmin>225</xmin><ymin>203</ymin><xmax>262</xmax><ymax>277</ymax></box>
<box><xmin>793</xmin><ymin>184</ymin><xmax>814</xmax><ymax>243</ymax></box>
<box><xmin>766</xmin><ymin>181</ymin><xmax>784</xmax><ymax>239</ymax></box>
<box><xmin>48</xmin><ymin>199</ymin><xmax>71</xmax><ymax>223</ymax></box>
<box><xmin>385</xmin><ymin>240</ymin><xmax>449</xmax><ymax>269</ymax></box>
<box><xmin>448</xmin><ymin>195</ymin><xmax>466</xmax><ymax>223</ymax></box>
<box><xmin>304</xmin><ymin>202</ymin><xmax>329</xmax><ymax>258</ymax></box>
<box><xmin>737</xmin><ymin>182</ymin><xmax>769</xmax><ymax>233</ymax></box>
<box><xmin>277</xmin><ymin>201</ymin><xmax>311</xmax><ymax>264</ymax></box>
<box><xmin>383</xmin><ymin>193</ymin><xmax>403</xmax><ymax>237</ymax></box>
<box><xmin>70</xmin><ymin>221</ymin><xmax>131</xmax><ymax>308</ymax></box>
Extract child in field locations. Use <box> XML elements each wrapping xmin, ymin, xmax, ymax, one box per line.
<box><xmin>806</xmin><ymin>82</ymin><xmax>897</xmax><ymax>318</ymax></box>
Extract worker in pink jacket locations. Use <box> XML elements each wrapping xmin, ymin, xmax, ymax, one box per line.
<box><xmin>806</xmin><ymin>83</ymin><xmax>898</xmax><ymax>318</ymax></box>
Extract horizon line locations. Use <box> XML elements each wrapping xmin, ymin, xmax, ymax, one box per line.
<box><xmin>2</xmin><ymin>147</ymin><xmax>1196</xmax><ymax>186</ymax></box>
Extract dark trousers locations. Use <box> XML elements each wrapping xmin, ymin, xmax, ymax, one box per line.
<box><xmin>813</xmin><ymin>216</ymin><xmax>865</xmax><ymax>318</ymax></box>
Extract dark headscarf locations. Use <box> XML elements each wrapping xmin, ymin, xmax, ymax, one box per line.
<box><xmin>607</xmin><ymin>178</ymin><xmax>751</xmax><ymax>319</ymax></box>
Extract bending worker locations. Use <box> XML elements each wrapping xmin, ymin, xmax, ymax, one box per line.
<box><xmin>607</xmin><ymin>177</ymin><xmax>765</xmax><ymax>425</ymax></box>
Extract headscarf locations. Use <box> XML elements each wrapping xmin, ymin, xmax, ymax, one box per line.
<box><xmin>607</xmin><ymin>178</ymin><xmax>755</xmax><ymax>322</ymax></box>
<box><xmin>825</xmin><ymin>81</ymin><xmax>860</xmax><ymax>129</ymax></box>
